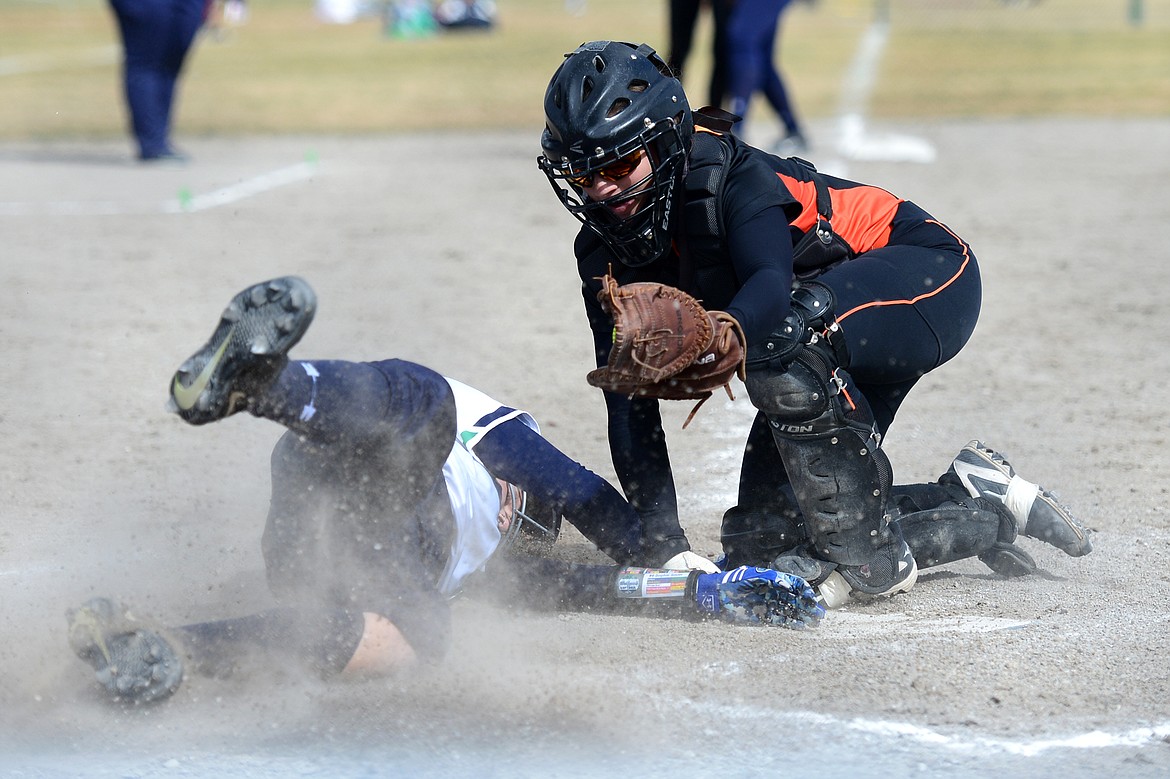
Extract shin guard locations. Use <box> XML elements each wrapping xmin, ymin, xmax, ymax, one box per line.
<box><xmin>896</xmin><ymin>502</ymin><xmax>1036</xmax><ymax>577</ymax></box>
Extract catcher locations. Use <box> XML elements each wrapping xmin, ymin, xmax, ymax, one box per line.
<box><xmin>66</xmin><ymin>276</ymin><xmax>823</xmax><ymax>705</ymax></box>
<box><xmin>537</xmin><ymin>41</ymin><xmax>1092</xmax><ymax>606</ymax></box>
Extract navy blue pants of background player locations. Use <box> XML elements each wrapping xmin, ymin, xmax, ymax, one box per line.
<box><xmin>107</xmin><ymin>0</ymin><xmax>206</xmax><ymax>159</ymax></box>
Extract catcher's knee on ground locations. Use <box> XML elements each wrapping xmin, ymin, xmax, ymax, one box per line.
<box><xmin>719</xmin><ymin>502</ymin><xmax>805</xmax><ymax>569</ymax></box>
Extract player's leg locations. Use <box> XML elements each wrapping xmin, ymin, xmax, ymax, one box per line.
<box><xmin>724</xmin><ymin>0</ymin><xmax>770</xmax><ymax>123</ymax></box>
<box><xmin>827</xmin><ymin>209</ymin><xmax>1089</xmax><ymax>558</ymax></box>
<box><xmin>667</xmin><ymin>0</ymin><xmax>701</xmax><ymax>79</ymax></box>
<box><xmin>167</xmin><ymin>277</ymin><xmax>449</xmax><ymax>450</ymax></box>
<box><xmin>258</xmin><ymin>370</ymin><xmax>457</xmax><ymax>663</ymax></box>
<box><xmin>719</xmin><ymin>433</ymin><xmax>1040</xmax><ymax>586</ymax></box>
<box><xmin>827</xmin><ymin>203</ymin><xmax>981</xmax><ymax>390</ymax></box>
<box><xmin>743</xmin><ymin>281</ymin><xmax>918</xmax><ymax>602</ymax></box>
<box><xmin>944</xmin><ymin>440</ymin><xmax>1091</xmax><ymax>556</ymax></box>
<box><xmin>163</xmin><ymin>417</ymin><xmax>455</xmax><ymax>685</ymax></box>
<box><xmin>764</xmin><ymin>3</ymin><xmax>804</xmax><ymax>144</ymax></box>
<box><xmin>169</xmin><ymin>276</ymin><xmax>317</xmax><ymax>424</ymax></box>
<box><xmin>775</xmin><ymin>209</ymin><xmax>978</xmax><ymax>597</ymax></box>
<box><xmin>152</xmin><ymin>0</ymin><xmax>206</xmax><ymax>154</ymax></box>
<box><xmin>66</xmin><ymin>597</ymin><xmax>184</xmax><ymax>704</ymax></box>
<box><xmin>67</xmin><ymin>596</ymin><xmax>387</xmax><ymax>703</ymax></box>
<box><xmin>108</xmin><ymin>0</ymin><xmax>172</xmax><ymax>158</ymax></box>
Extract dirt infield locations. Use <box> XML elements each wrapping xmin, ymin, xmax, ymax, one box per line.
<box><xmin>1</xmin><ymin>118</ymin><xmax>1169</xmax><ymax>777</ymax></box>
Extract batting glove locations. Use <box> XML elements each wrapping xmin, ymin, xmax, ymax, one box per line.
<box><xmin>693</xmin><ymin>566</ymin><xmax>826</xmax><ymax>629</ymax></box>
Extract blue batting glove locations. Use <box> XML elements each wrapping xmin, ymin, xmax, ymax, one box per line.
<box><xmin>694</xmin><ymin>566</ymin><xmax>826</xmax><ymax>629</ymax></box>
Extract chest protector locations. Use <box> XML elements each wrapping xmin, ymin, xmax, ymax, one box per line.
<box><xmin>679</xmin><ymin>131</ymin><xmax>855</xmax><ymax>299</ymax></box>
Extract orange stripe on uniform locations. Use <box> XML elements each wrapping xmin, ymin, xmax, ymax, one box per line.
<box><xmin>777</xmin><ymin>173</ymin><xmax>903</xmax><ymax>254</ymax></box>
<box><xmin>836</xmin><ymin>220</ymin><xmax>972</xmax><ymax>324</ymax></box>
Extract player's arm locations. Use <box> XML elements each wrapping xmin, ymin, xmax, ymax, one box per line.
<box><xmin>472</xmin><ymin>417</ymin><xmax>645</xmax><ymax>564</ymax></box>
<box><xmin>582</xmin><ymin>276</ymin><xmax>686</xmax><ymax>563</ymax></box>
<box><xmin>492</xmin><ymin>556</ymin><xmax>825</xmax><ymax>629</ymax></box>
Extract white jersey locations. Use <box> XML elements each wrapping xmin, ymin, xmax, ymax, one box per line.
<box><xmin>435</xmin><ymin>377</ymin><xmax>539</xmax><ymax>596</ymax></box>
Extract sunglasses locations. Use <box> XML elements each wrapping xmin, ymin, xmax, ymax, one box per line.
<box><xmin>565</xmin><ymin>149</ymin><xmax>646</xmax><ymax>188</ymax></box>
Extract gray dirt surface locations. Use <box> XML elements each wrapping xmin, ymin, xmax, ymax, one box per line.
<box><xmin>1</xmin><ymin>118</ymin><xmax>1168</xmax><ymax>776</ymax></box>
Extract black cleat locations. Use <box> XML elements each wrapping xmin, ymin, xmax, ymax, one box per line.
<box><xmin>948</xmin><ymin>440</ymin><xmax>1091</xmax><ymax>557</ymax></box>
<box><xmin>66</xmin><ymin>597</ymin><xmax>183</xmax><ymax>704</ymax></box>
<box><xmin>168</xmin><ymin>276</ymin><xmax>316</xmax><ymax>425</ymax></box>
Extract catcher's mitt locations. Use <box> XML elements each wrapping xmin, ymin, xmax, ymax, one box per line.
<box><xmin>586</xmin><ymin>274</ymin><xmax>746</xmax><ymax>427</ymax></box>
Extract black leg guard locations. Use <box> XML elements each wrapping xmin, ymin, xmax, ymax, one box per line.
<box><xmin>743</xmin><ymin>284</ymin><xmax>917</xmax><ymax>601</ymax></box>
<box><xmin>897</xmin><ymin>502</ymin><xmax>1035</xmax><ymax>577</ymax></box>
<box><xmin>892</xmin><ymin>485</ymin><xmax>1037</xmax><ymax>578</ymax></box>
<box><xmin>745</xmin><ymin>347</ymin><xmax>896</xmax><ymax>567</ymax></box>
<box><xmin>769</xmin><ymin>427</ymin><xmax>894</xmax><ymax>565</ymax></box>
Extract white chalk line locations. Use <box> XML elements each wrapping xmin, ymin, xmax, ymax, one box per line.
<box><xmin>824</xmin><ymin>610</ymin><xmax>1033</xmax><ymax>636</ymax></box>
<box><xmin>0</xmin><ymin>160</ymin><xmax>318</xmax><ymax>216</ymax></box>
<box><xmin>673</xmin><ymin>694</ymin><xmax>1170</xmax><ymax>758</ymax></box>
<box><xmin>4</xmin><ymin>557</ymin><xmax>1163</xmax><ymax>758</ymax></box>
<box><xmin>0</xmin><ymin>562</ymin><xmax>63</xmax><ymax>578</ymax></box>
<box><xmin>166</xmin><ymin>160</ymin><xmax>318</xmax><ymax>213</ymax></box>
<box><xmin>825</xmin><ymin>10</ymin><xmax>937</xmax><ymax>172</ymax></box>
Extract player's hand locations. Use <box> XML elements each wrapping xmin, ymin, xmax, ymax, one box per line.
<box><xmin>693</xmin><ymin>566</ymin><xmax>826</xmax><ymax>629</ymax></box>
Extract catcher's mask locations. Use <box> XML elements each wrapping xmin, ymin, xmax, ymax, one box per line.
<box><xmin>498</xmin><ymin>484</ymin><xmax>562</xmax><ymax>555</ymax></box>
<box><xmin>538</xmin><ymin>40</ymin><xmax>693</xmax><ymax>268</ymax></box>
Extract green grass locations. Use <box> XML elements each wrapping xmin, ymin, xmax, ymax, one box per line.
<box><xmin>1</xmin><ymin>0</ymin><xmax>1166</xmax><ymax>140</ymax></box>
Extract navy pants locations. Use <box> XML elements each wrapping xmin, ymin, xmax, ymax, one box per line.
<box><xmin>725</xmin><ymin>0</ymin><xmax>801</xmax><ymax>136</ymax></box>
<box><xmin>108</xmin><ymin>0</ymin><xmax>205</xmax><ymax>158</ymax></box>
<box><xmin>738</xmin><ymin>202</ymin><xmax>981</xmax><ymax>512</ymax></box>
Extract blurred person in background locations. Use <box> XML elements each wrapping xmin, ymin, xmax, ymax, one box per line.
<box><xmin>725</xmin><ymin>0</ymin><xmax>809</xmax><ymax>154</ymax></box>
<box><xmin>668</xmin><ymin>0</ymin><xmax>729</xmax><ymax>110</ymax></box>
<box><xmin>106</xmin><ymin>0</ymin><xmax>209</xmax><ymax>162</ymax></box>
<box><xmin>434</xmin><ymin>0</ymin><xmax>496</xmax><ymax>30</ymax></box>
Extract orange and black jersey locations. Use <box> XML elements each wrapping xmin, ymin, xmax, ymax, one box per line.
<box><xmin>577</xmin><ymin>130</ymin><xmax>917</xmax><ymax>351</ymax></box>
<box><xmin>574</xmin><ymin>129</ymin><xmax>980</xmax><ymax>543</ymax></box>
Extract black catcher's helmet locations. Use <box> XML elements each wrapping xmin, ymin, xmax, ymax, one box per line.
<box><xmin>538</xmin><ymin>41</ymin><xmax>693</xmax><ymax>268</ymax></box>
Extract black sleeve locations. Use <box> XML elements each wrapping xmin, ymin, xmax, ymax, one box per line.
<box><xmin>472</xmin><ymin>418</ymin><xmax>644</xmax><ymax>564</ymax></box>
<box><xmin>577</xmin><ymin>236</ymin><xmax>689</xmax><ymax>563</ymax></box>
<box><xmin>723</xmin><ymin>203</ymin><xmax>796</xmax><ymax>344</ymax></box>
<box><xmin>717</xmin><ymin>149</ymin><xmax>800</xmax><ymax>345</ymax></box>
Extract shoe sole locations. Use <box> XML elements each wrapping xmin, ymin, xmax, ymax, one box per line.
<box><xmin>170</xmin><ymin>276</ymin><xmax>316</xmax><ymax>425</ymax></box>
<box><xmin>67</xmin><ymin>597</ymin><xmax>183</xmax><ymax>703</ymax></box>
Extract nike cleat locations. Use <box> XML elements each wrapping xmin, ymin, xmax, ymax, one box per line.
<box><xmin>948</xmin><ymin>440</ymin><xmax>1091</xmax><ymax>557</ymax></box>
<box><xmin>169</xmin><ymin>276</ymin><xmax>316</xmax><ymax>425</ymax></box>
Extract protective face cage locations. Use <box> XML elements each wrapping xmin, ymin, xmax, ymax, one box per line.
<box><xmin>498</xmin><ymin>483</ymin><xmax>561</xmax><ymax>555</ymax></box>
<box><xmin>539</xmin><ymin>117</ymin><xmax>689</xmax><ymax>268</ymax></box>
